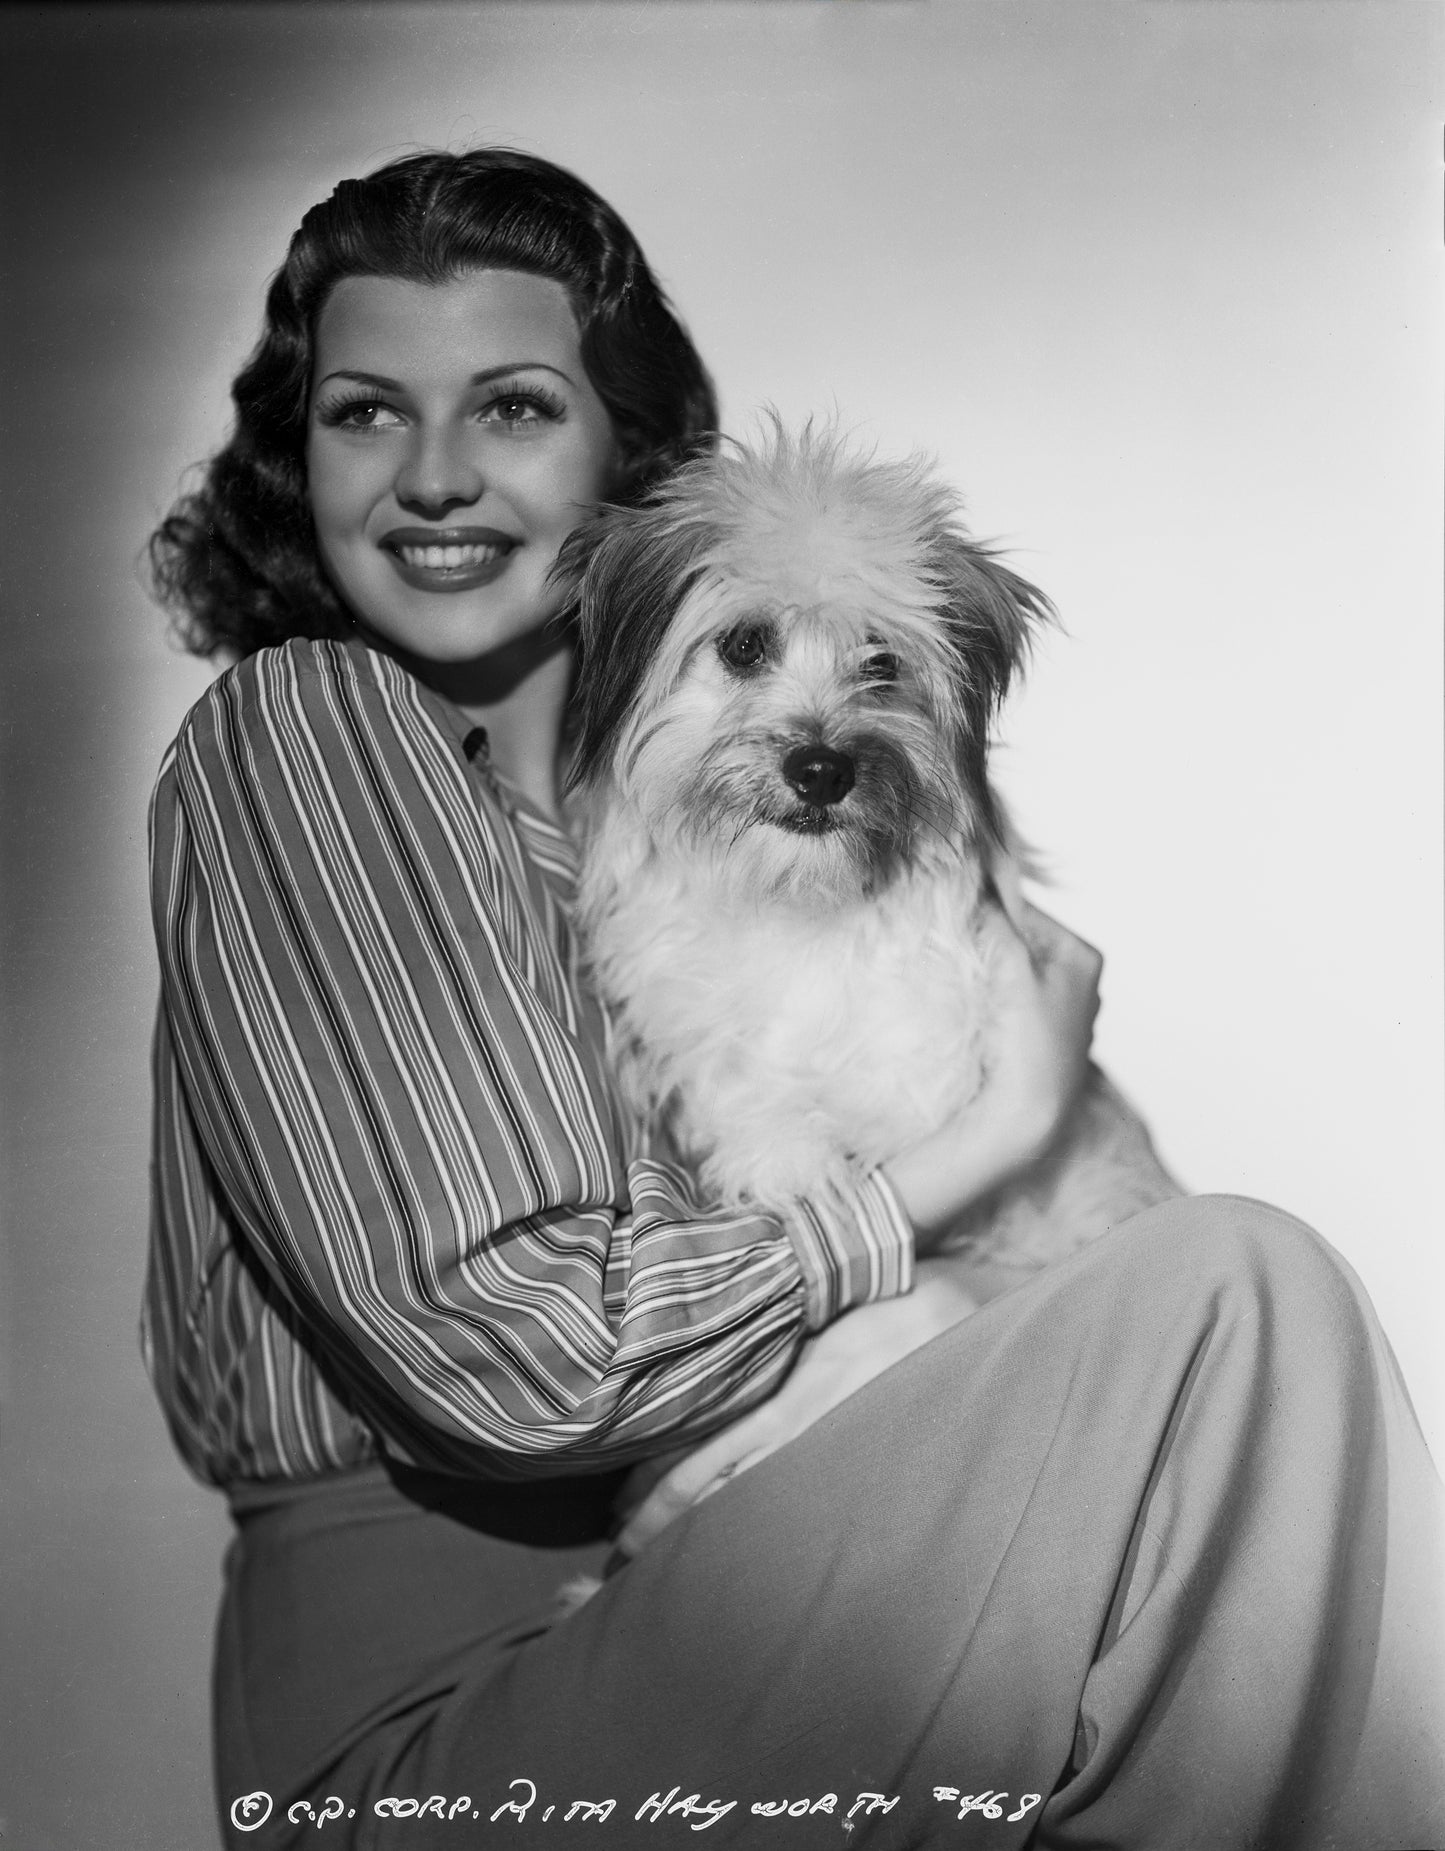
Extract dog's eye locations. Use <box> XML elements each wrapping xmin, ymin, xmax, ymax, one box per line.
<box><xmin>718</xmin><ymin>624</ymin><xmax>772</xmax><ymax>674</ymax></box>
<box><xmin>862</xmin><ymin>651</ymin><xmax>900</xmax><ymax>686</ymax></box>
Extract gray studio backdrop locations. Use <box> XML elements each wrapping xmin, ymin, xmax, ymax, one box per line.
<box><xmin>2</xmin><ymin>4</ymin><xmax>1441</xmax><ymax>1848</ymax></box>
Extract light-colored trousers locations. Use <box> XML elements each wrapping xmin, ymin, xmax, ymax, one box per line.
<box><xmin>214</xmin><ymin>1198</ymin><xmax>1445</xmax><ymax>1849</ymax></box>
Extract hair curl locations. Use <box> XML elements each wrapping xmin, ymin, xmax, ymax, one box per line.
<box><xmin>150</xmin><ymin>148</ymin><xmax>719</xmax><ymax>660</ymax></box>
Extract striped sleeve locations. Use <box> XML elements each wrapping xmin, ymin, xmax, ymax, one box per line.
<box><xmin>149</xmin><ymin>641</ymin><xmax>912</xmax><ymax>1472</ymax></box>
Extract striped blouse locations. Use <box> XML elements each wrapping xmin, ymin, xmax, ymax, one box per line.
<box><xmin>143</xmin><ymin>638</ymin><xmax>913</xmax><ymax>1487</ymax></box>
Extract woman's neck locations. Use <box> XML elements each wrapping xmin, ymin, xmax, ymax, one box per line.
<box><xmin>383</xmin><ymin>627</ymin><xmax>574</xmax><ymax>821</ymax></box>
<box><xmin>460</xmin><ymin>649</ymin><xmax>573</xmax><ymax>820</ymax></box>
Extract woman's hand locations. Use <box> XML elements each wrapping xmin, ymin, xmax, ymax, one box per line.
<box><xmin>611</xmin><ymin>1259</ymin><xmax>981</xmax><ymax>1561</ymax></box>
<box><xmin>884</xmin><ymin>901</ymin><xmax>1102</xmax><ymax>1248</ymax></box>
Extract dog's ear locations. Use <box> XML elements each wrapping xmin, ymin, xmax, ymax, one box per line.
<box><xmin>929</xmin><ymin>533</ymin><xmax>1056</xmax><ymax>840</ymax></box>
<box><xmin>558</xmin><ymin>502</ymin><xmax>714</xmax><ymax>789</ymax></box>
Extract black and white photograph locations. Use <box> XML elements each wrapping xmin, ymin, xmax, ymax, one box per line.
<box><xmin>2</xmin><ymin>4</ymin><xmax>1442</xmax><ymax>1848</ymax></box>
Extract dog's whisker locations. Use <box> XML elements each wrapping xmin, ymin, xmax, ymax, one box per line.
<box><xmin>894</xmin><ymin>790</ymin><xmax>966</xmax><ymax>852</ymax></box>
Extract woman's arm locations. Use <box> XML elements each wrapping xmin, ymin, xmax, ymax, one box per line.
<box><xmin>887</xmin><ymin>901</ymin><xmax>1104</xmax><ymax>1246</ymax></box>
<box><xmin>152</xmin><ymin>640</ymin><xmax>916</xmax><ymax>1473</ymax></box>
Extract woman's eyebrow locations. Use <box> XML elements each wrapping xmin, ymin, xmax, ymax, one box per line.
<box><xmin>472</xmin><ymin>362</ymin><xmax>576</xmax><ymax>387</ymax></box>
<box><xmin>313</xmin><ymin>363</ymin><xmax>576</xmax><ymax>391</ymax></box>
<box><xmin>314</xmin><ymin>368</ymin><xmax>403</xmax><ymax>391</ymax></box>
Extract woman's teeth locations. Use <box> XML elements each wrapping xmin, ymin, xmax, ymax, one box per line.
<box><xmin>397</xmin><ymin>543</ymin><xmax>508</xmax><ymax>569</ymax></box>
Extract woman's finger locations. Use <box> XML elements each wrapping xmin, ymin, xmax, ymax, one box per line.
<box><xmin>1016</xmin><ymin>900</ymin><xmax>1103</xmax><ymax>980</ymax></box>
<box><xmin>989</xmin><ymin>855</ymin><xmax>1029</xmax><ymax>933</ymax></box>
<box><xmin>1003</xmin><ymin>904</ymin><xmax>1103</xmax><ymax>1039</ymax></box>
<box><xmin>615</xmin><ymin>1275</ymin><xmax>982</xmax><ymax>1559</ymax></box>
<box><xmin>613</xmin><ymin>1409</ymin><xmax>777</xmax><ymax>1559</ymax></box>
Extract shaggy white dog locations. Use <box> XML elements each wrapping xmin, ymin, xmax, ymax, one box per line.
<box><xmin>564</xmin><ymin>425</ymin><xmax>1177</xmax><ymax>1266</ymax></box>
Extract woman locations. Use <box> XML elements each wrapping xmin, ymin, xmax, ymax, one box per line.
<box><xmin>146</xmin><ymin>149</ymin><xmax>1443</xmax><ymax>1848</ymax></box>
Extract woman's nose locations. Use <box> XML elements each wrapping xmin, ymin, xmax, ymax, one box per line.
<box><xmin>393</xmin><ymin>426</ymin><xmax>484</xmax><ymax>515</ymax></box>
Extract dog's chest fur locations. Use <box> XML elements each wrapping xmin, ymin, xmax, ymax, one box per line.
<box><xmin>582</xmin><ymin>824</ymin><xmax>996</xmax><ymax>1209</ymax></box>
<box><xmin>580</xmin><ymin>806</ymin><xmax>1181</xmax><ymax>1267</ymax></box>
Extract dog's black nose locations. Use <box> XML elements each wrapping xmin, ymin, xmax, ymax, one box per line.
<box><xmin>782</xmin><ymin>745</ymin><xmax>855</xmax><ymax>807</ymax></box>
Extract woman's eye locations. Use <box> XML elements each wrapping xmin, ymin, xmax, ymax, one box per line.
<box><xmin>322</xmin><ymin>399</ymin><xmax>404</xmax><ymax>432</ymax></box>
<box><xmin>718</xmin><ymin>625</ymin><xmax>772</xmax><ymax>673</ymax></box>
<box><xmin>488</xmin><ymin>396</ymin><xmax>540</xmax><ymax>425</ymax></box>
<box><xmin>481</xmin><ymin>390</ymin><xmax>564</xmax><ymax>429</ymax></box>
<box><xmin>862</xmin><ymin>650</ymin><xmax>900</xmax><ymax>686</ymax></box>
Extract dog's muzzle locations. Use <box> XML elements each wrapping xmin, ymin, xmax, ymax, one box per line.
<box><xmin>781</xmin><ymin>745</ymin><xmax>855</xmax><ymax>808</ymax></box>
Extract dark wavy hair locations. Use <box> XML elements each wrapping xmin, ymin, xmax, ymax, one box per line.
<box><xmin>149</xmin><ymin>148</ymin><xmax>719</xmax><ymax>660</ymax></box>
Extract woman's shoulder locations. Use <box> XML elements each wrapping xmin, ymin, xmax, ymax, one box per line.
<box><xmin>163</xmin><ymin>637</ymin><xmax>452</xmax><ymax>783</ymax></box>
<box><xmin>153</xmin><ymin>637</ymin><xmax>489</xmax><ymax>879</ymax></box>
<box><xmin>179</xmin><ymin>635</ymin><xmax>386</xmax><ymax>728</ymax></box>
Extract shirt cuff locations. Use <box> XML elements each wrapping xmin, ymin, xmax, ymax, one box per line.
<box><xmin>786</xmin><ymin>1169</ymin><xmax>915</xmax><ymax>1330</ymax></box>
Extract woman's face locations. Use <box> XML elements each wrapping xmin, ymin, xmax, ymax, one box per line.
<box><xmin>306</xmin><ymin>269</ymin><xmax>621</xmax><ymax>666</ymax></box>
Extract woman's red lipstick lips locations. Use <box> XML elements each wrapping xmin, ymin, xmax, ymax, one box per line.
<box><xmin>382</xmin><ymin>527</ymin><xmax>519</xmax><ymax>592</ymax></box>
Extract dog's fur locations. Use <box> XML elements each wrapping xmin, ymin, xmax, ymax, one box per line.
<box><xmin>563</xmin><ymin>424</ymin><xmax>1178</xmax><ymax>1266</ymax></box>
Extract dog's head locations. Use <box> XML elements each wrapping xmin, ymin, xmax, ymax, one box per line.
<box><xmin>561</xmin><ymin>421</ymin><xmax>1052</xmax><ymax>901</ymax></box>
